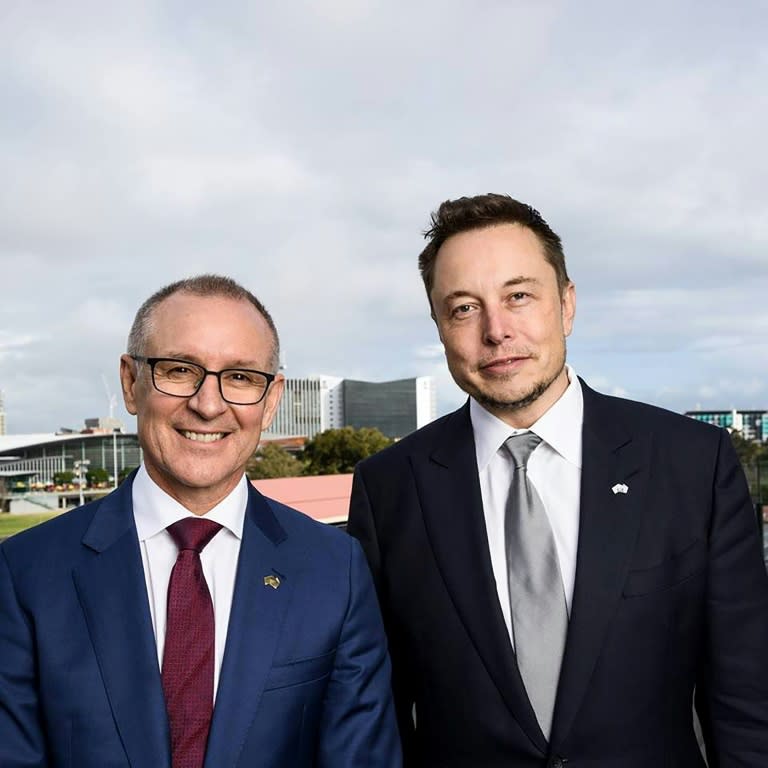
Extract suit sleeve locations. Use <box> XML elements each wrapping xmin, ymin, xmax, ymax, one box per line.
<box><xmin>0</xmin><ymin>546</ymin><xmax>49</xmax><ymax>767</ymax></box>
<box><xmin>348</xmin><ymin>467</ymin><xmax>417</xmax><ymax>764</ymax></box>
<box><xmin>347</xmin><ymin>468</ymin><xmax>383</xmax><ymax>592</ymax></box>
<box><xmin>698</xmin><ymin>429</ymin><xmax>768</xmax><ymax>764</ymax></box>
<box><xmin>315</xmin><ymin>535</ymin><xmax>402</xmax><ymax>768</ymax></box>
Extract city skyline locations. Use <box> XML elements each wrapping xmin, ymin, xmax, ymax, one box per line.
<box><xmin>2</xmin><ymin>1</ymin><xmax>767</xmax><ymax>434</ymax></box>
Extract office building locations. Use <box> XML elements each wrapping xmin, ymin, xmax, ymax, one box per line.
<box><xmin>265</xmin><ymin>375</ymin><xmax>437</xmax><ymax>440</ymax></box>
<box><xmin>343</xmin><ymin>376</ymin><xmax>436</xmax><ymax>439</ymax></box>
<box><xmin>685</xmin><ymin>408</ymin><xmax>768</xmax><ymax>442</ymax></box>
<box><xmin>267</xmin><ymin>376</ymin><xmax>343</xmax><ymax>439</ymax></box>
<box><xmin>0</xmin><ymin>425</ymin><xmax>142</xmax><ymax>491</ymax></box>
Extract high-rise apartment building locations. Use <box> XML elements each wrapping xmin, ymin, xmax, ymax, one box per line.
<box><xmin>264</xmin><ymin>375</ymin><xmax>436</xmax><ymax>440</ymax></box>
<box><xmin>343</xmin><ymin>376</ymin><xmax>436</xmax><ymax>439</ymax></box>
<box><xmin>266</xmin><ymin>376</ymin><xmax>343</xmax><ymax>439</ymax></box>
<box><xmin>685</xmin><ymin>408</ymin><xmax>767</xmax><ymax>442</ymax></box>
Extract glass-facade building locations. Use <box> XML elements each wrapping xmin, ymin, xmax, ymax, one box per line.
<box><xmin>266</xmin><ymin>376</ymin><xmax>343</xmax><ymax>439</ymax></box>
<box><xmin>0</xmin><ymin>432</ymin><xmax>143</xmax><ymax>486</ymax></box>
<box><xmin>685</xmin><ymin>409</ymin><xmax>767</xmax><ymax>442</ymax></box>
<box><xmin>343</xmin><ymin>377</ymin><xmax>436</xmax><ymax>439</ymax></box>
<box><xmin>265</xmin><ymin>374</ymin><xmax>437</xmax><ymax>440</ymax></box>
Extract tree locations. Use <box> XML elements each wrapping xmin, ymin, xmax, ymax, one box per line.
<box><xmin>729</xmin><ymin>430</ymin><xmax>767</xmax><ymax>503</ymax></box>
<box><xmin>52</xmin><ymin>471</ymin><xmax>75</xmax><ymax>486</ymax></box>
<box><xmin>302</xmin><ymin>427</ymin><xmax>393</xmax><ymax>475</ymax></box>
<box><xmin>730</xmin><ymin>430</ymin><xmax>764</xmax><ymax>467</ymax></box>
<box><xmin>118</xmin><ymin>467</ymin><xmax>138</xmax><ymax>484</ymax></box>
<box><xmin>86</xmin><ymin>466</ymin><xmax>110</xmax><ymax>487</ymax></box>
<box><xmin>247</xmin><ymin>443</ymin><xmax>303</xmax><ymax>479</ymax></box>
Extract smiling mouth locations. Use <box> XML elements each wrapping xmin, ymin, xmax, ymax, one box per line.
<box><xmin>480</xmin><ymin>355</ymin><xmax>530</xmax><ymax>370</ymax></box>
<box><xmin>180</xmin><ymin>430</ymin><xmax>227</xmax><ymax>443</ymax></box>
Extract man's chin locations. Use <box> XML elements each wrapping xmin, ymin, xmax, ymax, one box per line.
<box><xmin>474</xmin><ymin>385</ymin><xmax>547</xmax><ymax>413</ymax></box>
<box><xmin>468</xmin><ymin>372</ymin><xmax>561</xmax><ymax>415</ymax></box>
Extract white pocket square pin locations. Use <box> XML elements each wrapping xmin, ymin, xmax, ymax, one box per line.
<box><xmin>611</xmin><ymin>483</ymin><xmax>629</xmax><ymax>495</ymax></box>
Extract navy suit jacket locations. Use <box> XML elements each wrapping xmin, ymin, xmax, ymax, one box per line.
<box><xmin>0</xmin><ymin>475</ymin><xmax>401</xmax><ymax>767</ymax></box>
<box><xmin>348</xmin><ymin>381</ymin><xmax>768</xmax><ymax>767</ymax></box>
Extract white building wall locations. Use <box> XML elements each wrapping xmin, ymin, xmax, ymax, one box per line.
<box><xmin>268</xmin><ymin>378</ymin><xmax>321</xmax><ymax>438</ymax></box>
<box><xmin>266</xmin><ymin>376</ymin><xmax>343</xmax><ymax>439</ymax></box>
<box><xmin>267</xmin><ymin>374</ymin><xmax>435</xmax><ymax>438</ymax></box>
<box><xmin>320</xmin><ymin>376</ymin><xmax>344</xmax><ymax>431</ymax></box>
<box><xmin>415</xmin><ymin>376</ymin><xmax>437</xmax><ymax>429</ymax></box>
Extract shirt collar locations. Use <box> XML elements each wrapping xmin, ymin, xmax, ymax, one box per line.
<box><xmin>132</xmin><ymin>464</ymin><xmax>248</xmax><ymax>542</ymax></box>
<box><xmin>470</xmin><ymin>364</ymin><xmax>584</xmax><ymax>471</ymax></box>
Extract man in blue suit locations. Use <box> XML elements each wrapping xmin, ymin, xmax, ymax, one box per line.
<box><xmin>348</xmin><ymin>194</ymin><xmax>768</xmax><ymax>766</ymax></box>
<box><xmin>0</xmin><ymin>274</ymin><xmax>401</xmax><ymax>767</ymax></box>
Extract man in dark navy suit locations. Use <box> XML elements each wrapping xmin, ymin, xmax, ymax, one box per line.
<box><xmin>348</xmin><ymin>194</ymin><xmax>768</xmax><ymax>767</ymax></box>
<box><xmin>0</xmin><ymin>274</ymin><xmax>401</xmax><ymax>768</ymax></box>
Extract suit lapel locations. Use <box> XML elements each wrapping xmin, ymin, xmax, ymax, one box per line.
<box><xmin>551</xmin><ymin>383</ymin><xmax>649</xmax><ymax>745</ymax></box>
<box><xmin>73</xmin><ymin>476</ymin><xmax>171</xmax><ymax>768</ymax></box>
<box><xmin>204</xmin><ymin>484</ymin><xmax>295</xmax><ymax>768</ymax></box>
<box><xmin>417</xmin><ymin>403</ymin><xmax>548</xmax><ymax>754</ymax></box>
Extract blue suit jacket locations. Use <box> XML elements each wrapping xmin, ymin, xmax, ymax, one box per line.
<box><xmin>349</xmin><ymin>381</ymin><xmax>768</xmax><ymax>767</ymax></box>
<box><xmin>0</xmin><ymin>475</ymin><xmax>401</xmax><ymax>767</ymax></box>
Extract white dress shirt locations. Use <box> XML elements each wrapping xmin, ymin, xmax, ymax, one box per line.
<box><xmin>470</xmin><ymin>366</ymin><xmax>584</xmax><ymax>645</ymax></box>
<box><xmin>132</xmin><ymin>465</ymin><xmax>246</xmax><ymax>700</ymax></box>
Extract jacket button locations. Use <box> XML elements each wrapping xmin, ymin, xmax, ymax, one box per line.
<box><xmin>549</xmin><ymin>758</ymin><xmax>567</xmax><ymax>768</ymax></box>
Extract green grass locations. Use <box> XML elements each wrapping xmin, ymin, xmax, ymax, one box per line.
<box><xmin>0</xmin><ymin>512</ymin><xmax>61</xmax><ymax>539</ymax></box>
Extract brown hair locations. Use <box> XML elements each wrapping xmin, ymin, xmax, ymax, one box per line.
<box><xmin>418</xmin><ymin>193</ymin><xmax>570</xmax><ymax>303</ymax></box>
<box><xmin>127</xmin><ymin>274</ymin><xmax>280</xmax><ymax>371</ymax></box>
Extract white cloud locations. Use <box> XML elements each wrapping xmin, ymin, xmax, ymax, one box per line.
<box><xmin>2</xmin><ymin>0</ymin><xmax>768</xmax><ymax>430</ymax></box>
<box><xmin>414</xmin><ymin>344</ymin><xmax>445</xmax><ymax>361</ymax></box>
<box><xmin>0</xmin><ymin>332</ymin><xmax>43</xmax><ymax>360</ymax></box>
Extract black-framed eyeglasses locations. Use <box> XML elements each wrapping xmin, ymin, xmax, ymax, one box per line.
<box><xmin>131</xmin><ymin>356</ymin><xmax>276</xmax><ymax>405</ymax></box>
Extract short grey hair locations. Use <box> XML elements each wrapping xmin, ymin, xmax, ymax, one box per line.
<box><xmin>126</xmin><ymin>274</ymin><xmax>280</xmax><ymax>372</ymax></box>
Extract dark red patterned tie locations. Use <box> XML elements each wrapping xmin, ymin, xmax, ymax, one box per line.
<box><xmin>162</xmin><ymin>518</ymin><xmax>222</xmax><ymax>768</ymax></box>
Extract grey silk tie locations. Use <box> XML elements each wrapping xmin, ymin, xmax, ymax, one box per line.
<box><xmin>504</xmin><ymin>432</ymin><xmax>568</xmax><ymax>739</ymax></box>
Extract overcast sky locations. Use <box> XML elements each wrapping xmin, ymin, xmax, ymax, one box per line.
<box><xmin>1</xmin><ymin>0</ymin><xmax>766</xmax><ymax>434</ymax></box>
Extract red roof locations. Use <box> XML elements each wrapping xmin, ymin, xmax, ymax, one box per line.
<box><xmin>251</xmin><ymin>474</ymin><xmax>352</xmax><ymax>525</ymax></box>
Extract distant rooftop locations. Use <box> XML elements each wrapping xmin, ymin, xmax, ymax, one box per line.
<box><xmin>251</xmin><ymin>474</ymin><xmax>352</xmax><ymax>525</ymax></box>
<box><xmin>0</xmin><ymin>432</ymin><xmax>133</xmax><ymax>454</ymax></box>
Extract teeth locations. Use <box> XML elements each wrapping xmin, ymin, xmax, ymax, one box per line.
<box><xmin>182</xmin><ymin>431</ymin><xmax>224</xmax><ymax>442</ymax></box>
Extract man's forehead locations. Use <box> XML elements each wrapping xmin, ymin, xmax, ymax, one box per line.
<box><xmin>438</xmin><ymin>223</ymin><xmax>546</xmax><ymax>257</ymax></box>
<box><xmin>434</xmin><ymin>231</ymin><xmax>552</xmax><ymax>284</ymax></box>
<box><xmin>149</xmin><ymin>292</ymin><xmax>264</xmax><ymax>324</ymax></box>
<box><xmin>146</xmin><ymin>293</ymin><xmax>271</xmax><ymax>344</ymax></box>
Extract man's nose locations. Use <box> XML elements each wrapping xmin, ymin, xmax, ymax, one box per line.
<box><xmin>187</xmin><ymin>372</ymin><xmax>228</xmax><ymax>417</ymax></box>
<box><xmin>483</xmin><ymin>306</ymin><xmax>513</xmax><ymax>345</ymax></box>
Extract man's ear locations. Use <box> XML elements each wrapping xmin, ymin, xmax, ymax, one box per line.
<box><xmin>259</xmin><ymin>374</ymin><xmax>285</xmax><ymax>432</ymax></box>
<box><xmin>431</xmin><ymin>303</ymin><xmax>447</xmax><ymax>344</ymax></box>
<box><xmin>119</xmin><ymin>354</ymin><xmax>139</xmax><ymax>416</ymax></box>
<box><xmin>561</xmin><ymin>281</ymin><xmax>576</xmax><ymax>337</ymax></box>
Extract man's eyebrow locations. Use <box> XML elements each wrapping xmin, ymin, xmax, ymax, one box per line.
<box><xmin>159</xmin><ymin>353</ymin><xmax>263</xmax><ymax>369</ymax></box>
<box><xmin>503</xmin><ymin>276</ymin><xmax>542</xmax><ymax>288</ymax></box>
<box><xmin>441</xmin><ymin>276</ymin><xmax>542</xmax><ymax>303</ymax></box>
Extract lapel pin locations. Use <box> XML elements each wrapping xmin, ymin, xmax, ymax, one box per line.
<box><xmin>263</xmin><ymin>574</ymin><xmax>281</xmax><ymax>590</ymax></box>
<box><xmin>611</xmin><ymin>483</ymin><xmax>629</xmax><ymax>495</ymax></box>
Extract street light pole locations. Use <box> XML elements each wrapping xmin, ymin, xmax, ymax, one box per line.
<box><xmin>74</xmin><ymin>459</ymin><xmax>90</xmax><ymax>507</ymax></box>
<box><xmin>113</xmin><ymin>429</ymin><xmax>119</xmax><ymax>489</ymax></box>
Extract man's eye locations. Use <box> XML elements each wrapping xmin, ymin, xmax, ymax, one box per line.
<box><xmin>162</xmin><ymin>365</ymin><xmax>197</xmax><ymax>380</ymax></box>
<box><xmin>223</xmin><ymin>370</ymin><xmax>262</xmax><ymax>387</ymax></box>
<box><xmin>452</xmin><ymin>304</ymin><xmax>474</xmax><ymax>316</ymax></box>
<box><xmin>227</xmin><ymin>371</ymin><xmax>251</xmax><ymax>383</ymax></box>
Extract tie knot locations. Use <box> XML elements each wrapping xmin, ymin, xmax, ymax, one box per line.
<box><xmin>504</xmin><ymin>432</ymin><xmax>542</xmax><ymax>467</ymax></box>
<box><xmin>167</xmin><ymin>517</ymin><xmax>222</xmax><ymax>553</ymax></box>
